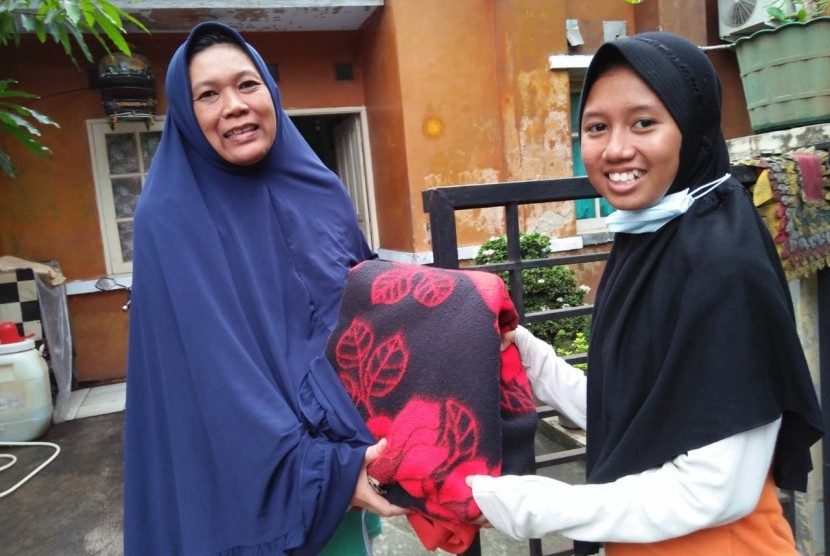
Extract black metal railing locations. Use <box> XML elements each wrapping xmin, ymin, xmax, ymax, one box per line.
<box><xmin>423</xmin><ymin>175</ymin><xmax>606</xmax><ymax>556</ymax></box>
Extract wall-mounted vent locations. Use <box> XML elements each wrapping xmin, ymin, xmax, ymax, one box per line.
<box><xmin>335</xmin><ymin>62</ymin><xmax>354</xmax><ymax>82</ymax></box>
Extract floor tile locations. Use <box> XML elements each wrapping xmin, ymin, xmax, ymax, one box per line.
<box><xmin>73</xmin><ymin>383</ymin><xmax>126</xmax><ymax>420</ymax></box>
<box><xmin>66</xmin><ymin>388</ymin><xmax>90</xmax><ymax>421</ymax></box>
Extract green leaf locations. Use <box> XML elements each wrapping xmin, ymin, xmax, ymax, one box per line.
<box><xmin>118</xmin><ymin>8</ymin><xmax>149</xmax><ymax>34</ymax></box>
<box><xmin>80</xmin><ymin>0</ymin><xmax>97</xmax><ymax>27</ymax></box>
<box><xmin>33</xmin><ymin>19</ymin><xmax>47</xmax><ymax>42</ymax></box>
<box><xmin>767</xmin><ymin>6</ymin><xmax>790</xmax><ymax>22</ymax></box>
<box><xmin>91</xmin><ymin>8</ymin><xmax>129</xmax><ymax>54</ymax></box>
<box><xmin>0</xmin><ymin>116</ymin><xmax>51</xmax><ymax>156</ymax></box>
<box><xmin>1</xmin><ymin>0</ymin><xmax>154</xmax><ymax>177</ymax></box>
<box><xmin>0</xmin><ymin>110</ymin><xmax>41</xmax><ymax>136</ymax></box>
<box><xmin>0</xmin><ymin>12</ymin><xmax>20</xmax><ymax>46</ymax></box>
<box><xmin>0</xmin><ymin>102</ymin><xmax>59</xmax><ymax>127</ymax></box>
<box><xmin>0</xmin><ymin>149</ymin><xmax>18</xmax><ymax>179</ymax></box>
<box><xmin>66</xmin><ymin>22</ymin><xmax>93</xmax><ymax>61</ymax></box>
<box><xmin>41</xmin><ymin>4</ymin><xmax>59</xmax><ymax>26</ymax></box>
<box><xmin>0</xmin><ymin>88</ymin><xmax>39</xmax><ymax>99</ymax></box>
<box><xmin>0</xmin><ymin>1</ymin><xmax>25</xmax><ymax>16</ymax></box>
<box><xmin>97</xmin><ymin>1</ymin><xmax>122</xmax><ymax>26</ymax></box>
<box><xmin>18</xmin><ymin>12</ymin><xmax>35</xmax><ymax>32</ymax></box>
<box><xmin>64</xmin><ymin>0</ymin><xmax>82</xmax><ymax>25</ymax></box>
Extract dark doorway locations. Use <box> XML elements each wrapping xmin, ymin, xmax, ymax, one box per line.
<box><xmin>290</xmin><ymin>114</ymin><xmax>350</xmax><ymax>173</ymax></box>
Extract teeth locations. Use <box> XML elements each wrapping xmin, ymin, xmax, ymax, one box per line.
<box><xmin>609</xmin><ymin>170</ymin><xmax>643</xmax><ymax>183</ymax></box>
<box><xmin>225</xmin><ymin>125</ymin><xmax>256</xmax><ymax>138</ymax></box>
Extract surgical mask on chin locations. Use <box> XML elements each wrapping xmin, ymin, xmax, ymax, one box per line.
<box><xmin>605</xmin><ymin>173</ymin><xmax>731</xmax><ymax>234</ymax></box>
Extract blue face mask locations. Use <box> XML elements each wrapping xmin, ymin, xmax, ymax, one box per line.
<box><xmin>605</xmin><ymin>173</ymin><xmax>731</xmax><ymax>234</ymax></box>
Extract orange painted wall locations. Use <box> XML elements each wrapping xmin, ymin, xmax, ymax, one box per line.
<box><xmin>370</xmin><ymin>0</ymin><xmax>632</xmax><ymax>253</ymax></box>
<box><xmin>361</xmin><ymin>5</ymin><xmax>413</xmax><ymax>252</ymax></box>
<box><xmin>1</xmin><ymin>1</ymin><xmax>751</xmax><ymax>382</ymax></box>
<box><xmin>491</xmin><ymin>0</ymin><xmax>578</xmax><ymax>241</ymax></box>
<box><xmin>395</xmin><ymin>0</ymin><xmax>508</xmax><ymax>252</ymax></box>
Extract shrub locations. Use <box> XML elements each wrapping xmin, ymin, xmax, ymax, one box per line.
<box><xmin>474</xmin><ymin>233</ymin><xmax>590</xmax><ymax>354</ymax></box>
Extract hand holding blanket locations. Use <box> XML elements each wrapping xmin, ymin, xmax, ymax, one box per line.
<box><xmin>326</xmin><ymin>260</ymin><xmax>538</xmax><ymax>553</ymax></box>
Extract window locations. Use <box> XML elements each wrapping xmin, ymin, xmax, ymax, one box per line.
<box><xmin>570</xmin><ymin>91</ymin><xmax>614</xmax><ymax>235</ymax></box>
<box><xmin>551</xmin><ymin>55</ymin><xmax>615</xmax><ymax>236</ymax></box>
<box><xmin>87</xmin><ymin>118</ymin><xmax>164</xmax><ymax>275</ymax></box>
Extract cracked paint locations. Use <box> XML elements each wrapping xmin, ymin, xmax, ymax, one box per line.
<box><xmin>504</xmin><ymin>69</ymin><xmax>573</xmax><ymax>181</ymax></box>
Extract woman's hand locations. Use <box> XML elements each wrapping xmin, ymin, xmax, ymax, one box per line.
<box><xmin>351</xmin><ymin>439</ymin><xmax>408</xmax><ymax>517</ymax></box>
<box><xmin>465</xmin><ymin>476</ymin><xmax>492</xmax><ymax>527</ymax></box>
<box><xmin>500</xmin><ymin>329</ymin><xmax>516</xmax><ymax>352</ymax></box>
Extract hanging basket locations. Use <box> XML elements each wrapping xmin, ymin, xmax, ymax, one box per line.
<box><xmin>734</xmin><ymin>17</ymin><xmax>830</xmax><ymax>133</ymax></box>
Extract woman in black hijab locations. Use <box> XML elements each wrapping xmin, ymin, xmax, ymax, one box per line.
<box><xmin>467</xmin><ymin>32</ymin><xmax>823</xmax><ymax>556</ymax></box>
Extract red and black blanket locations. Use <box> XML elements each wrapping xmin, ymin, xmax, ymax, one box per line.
<box><xmin>326</xmin><ymin>260</ymin><xmax>538</xmax><ymax>553</ymax></box>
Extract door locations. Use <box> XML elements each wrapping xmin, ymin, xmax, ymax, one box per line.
<box><xmin>333</xmin><ymin>114</ymin><xmax>376</xmax><ymax>248</ymax></box>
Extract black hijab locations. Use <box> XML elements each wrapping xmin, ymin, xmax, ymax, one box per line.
<box><xmin>579</xmin><ymin>32</ymin><xmax>822</xmax><ymax>501</ymax></box>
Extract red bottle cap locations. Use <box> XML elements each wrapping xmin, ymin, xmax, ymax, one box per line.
<box><xmin>0</xmin><ymin>321</ymin><xmax>35</xmax><ymax>344</ymax></box>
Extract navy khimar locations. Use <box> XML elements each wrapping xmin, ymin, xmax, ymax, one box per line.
<box><xmin>123</xmin><ymin>21</ymin><xmax>376</xmax><ymax>555</ymax></box>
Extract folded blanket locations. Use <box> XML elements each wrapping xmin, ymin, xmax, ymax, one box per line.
<box><xmin>326</xmin><ymin>260</ymin><xmax>538</xmax><ymax>553</ymax></box>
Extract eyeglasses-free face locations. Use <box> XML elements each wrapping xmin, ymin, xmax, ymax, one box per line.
<box><xmin>189</xmin><ymin>43</ymin><xmax>278</xmax><ymax>166</ymax></box>
<box><xmin>580</xmin><ymin>64</ymin><xmax>682</xmax><ymax>212</ymax></box>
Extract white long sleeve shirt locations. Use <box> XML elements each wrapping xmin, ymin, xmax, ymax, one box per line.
<box><xmin>472</xmin><ymin>326</ymin><xmax>781</xmax><ymax>543</ymax></box>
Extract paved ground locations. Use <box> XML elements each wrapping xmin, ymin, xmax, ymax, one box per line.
<box><xmin>1</xmin><ymin>413</ymin><xmax>124</xmax><ymax>555</ymax></box>
<box><xmin>0</xmin><ymin>412</ymin><xmax>584</xmax><ymax>555</ymax></box>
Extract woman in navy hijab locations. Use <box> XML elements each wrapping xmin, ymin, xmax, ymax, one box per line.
<box><xmin>123</xmin><ymin>22</ymin><xmax>404</xmax><ymax>555</ymax></box>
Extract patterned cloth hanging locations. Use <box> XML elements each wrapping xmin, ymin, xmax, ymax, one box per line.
<box><xmin>739</xmin><ymin>148</ymin><xmax>830</xmax><ymax>281</ymax></box>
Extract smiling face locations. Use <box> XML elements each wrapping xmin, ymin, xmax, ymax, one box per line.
<box><xmin>580</xmin><ymin>64</ymin><xmax>682</xmax><ymax>211</ymax></box>
<box><xmin>188</xmin><ymin>42</ymin><xmax>277</xmax><ymax>165</ymax></box>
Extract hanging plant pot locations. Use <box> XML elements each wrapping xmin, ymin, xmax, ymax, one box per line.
<box><xmin>734</xmin><ymin>17</ymin><xmax>830</xmax><ymax>133</ymax></box>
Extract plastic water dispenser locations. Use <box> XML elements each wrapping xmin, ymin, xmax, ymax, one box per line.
<box><xmin>0</xmin><ymin>321</ymin><xmax>52</xmax><ymax>441</ymax></box>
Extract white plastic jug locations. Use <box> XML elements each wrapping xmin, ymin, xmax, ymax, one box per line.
<box><xmin>0</xmin><ymin>323</ymin><xmax>52</xmax><ymax>442</ymax></box>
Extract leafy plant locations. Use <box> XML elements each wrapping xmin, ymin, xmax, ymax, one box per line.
<box><xmin>767</xmin><ymin>0</ymin><xmax>829</xmax><ymax>23</ymax></box>
<box><xmin>0</xmin><ymin>0</ymin><xmax>149</xmax><ymax>178</ymax></box>
<box><xmin>556</xmin><ymin>331</ymin><xmax>589</xmax><ymax>371</ymax></box>
<box><xmin>0</xmin><ymin>79</ymin><xmax>57</xmax><ymax>177</ymax></box>
<box><xmin>474</xmin><ymin>233</ymin><xmax>591</xmax><ymax>354</ymax></box>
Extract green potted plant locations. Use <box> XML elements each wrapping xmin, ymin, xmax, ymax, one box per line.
<box><xmin>474</xmin><ymin>232</ymin><xmax>591</xmax><ymax>353</ymax></box>
<box><xmin>476</xmin><ymin>234</ymin><xmax>592</xmax><ymax>431</ymax></box>
<box><xmin>733</xmin><ymin>0</ymin><xmax>830</xmax><ymax>133</ymax></box>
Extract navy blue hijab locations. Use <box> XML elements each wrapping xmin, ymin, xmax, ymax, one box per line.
<box><xmin>123</xmin><ymin>22</ymin><xmax>375</xmax><ymax>555</ymax></box>
<box><xmin>576</xmin><ymin>33</ymin><xmax>822</xmax><ymax>554</ymax></box>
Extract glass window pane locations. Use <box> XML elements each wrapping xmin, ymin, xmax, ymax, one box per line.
<box><xmin>575</xmin><ymin>199</ymin><xmax>596</xmax><ymax>219</ymax></box>
<box><xmin>106</xmin><ymin>133</ymin><xmax>139</xmax><ymax>174</ymax></box>
<box><xmin>117</xmin><ymin>221</ymin><xmax>134</xmax><ymax>263</ymax></box>
<box><xmin>570</xmin><ymin>92</ymin><xmax>587</xmax><ymax>177</ymax></box>
<box><xmin>140</xmin><ymin>131</ymin><xmax>162</xmax><ymax>170</ymax></box>
<box><xmin>111</xmin><ymin>176</ymin><xmax>142</xmax><ymax>218</ymax></box>
<box><xmin>600</xmin><ymin>198</ymin><xmax>615</xmax><ymax>217</ymax></box>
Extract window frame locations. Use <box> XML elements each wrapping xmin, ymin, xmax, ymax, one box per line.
<box><xmin>86</xmin><ymin>117</ymin><xmax>165</xmax><ymax>276</ymax></box>
<box><xmin>551</xmin><ymin>55</ymin><xmax>614</xmax><ymax>236</ymax></box>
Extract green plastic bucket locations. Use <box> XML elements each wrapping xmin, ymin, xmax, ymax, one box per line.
<box><xmin>734</xmin><ymin>17</ymin><xmax>830</xmax><ymax>133</ymax></box>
